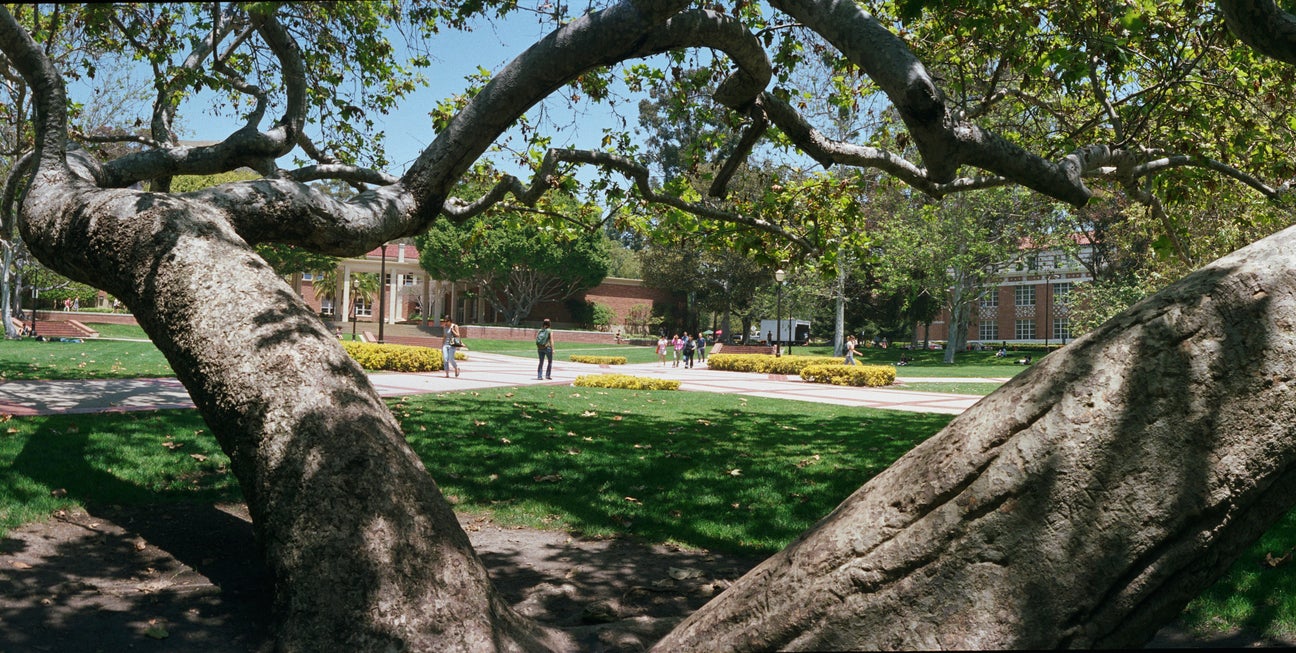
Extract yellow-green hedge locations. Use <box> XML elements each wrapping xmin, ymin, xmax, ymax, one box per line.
<box><xmin>707</xmin><ymin>353</ymin><xmax>846</xmax><ymax>375</ymax></box>
<box><xmin>572</xmin><ymin>374</ymin><xmax>680</xmax><ymax>391</ymax></box>
<box><xmin>343</xmin><ymin>341</ymin><xmax>464</xmax><ymax>372</ymax></box>
<box><xmin>799</xmin><ymin>364</ymin><xmax>896</xmax><ymax>387</ymax></box>
<box><xmin>569</xmin><ymin>355</ymin><xmax>628</xmax><ymax>365</ymax></box>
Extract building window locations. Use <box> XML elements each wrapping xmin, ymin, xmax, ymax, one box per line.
<box><xmin>1053</xmin><ymin>317</ymin><xmax>1071</xmax><ymax>341</ymax></box>
<box><xmin>1015</xmin><ymin>319</ymin><xmax>1035</xmax><ymax>340</ymax></box>
<box><xmin>320</xmin><ymin>298</ymin><xmax>334</xmax><ymax>316</ymax></box>
<box><xmin>354</xmin><ymin>297</ymin><xmax>373</xmax><ymax>317</ymax></box>
<box><xmin>1015</xmin><ymin>285</ymin><xmax>1035</xmax><ymax>307</ymax></box>
<box><xmin>1052</xmin><ymin>282</ymin><xmax>1072</xmax><ymax>303</ymax></box>
<box><xmin>979</xmin><ymin>321</ymin><xmax>998</xmax><ymax>341</ymax></box>
<box><xmin>302</xmin><ymin>272</ymin><xmax>316</xmax><ymax>281</ymax></box>
<box><xmin>980</xmin><ymin>291</ymin><xmax>999</xmax><ymax>309</ymax></box>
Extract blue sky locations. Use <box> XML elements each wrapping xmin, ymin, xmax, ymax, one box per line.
<box><xmin>180</xmin><ymin>14</ymin><xmax>635</xmax><ymax>179</ymax></box>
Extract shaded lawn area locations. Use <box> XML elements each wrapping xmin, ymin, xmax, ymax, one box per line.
<box><xmin>397</xmin><ymin>387</ymin><xmax>951</xmax><ymax>553</ymax></box>
<box><xmin>0</xmin><ymin>387</ymin><xmax>947</xmax><ymax>555</ymax></box>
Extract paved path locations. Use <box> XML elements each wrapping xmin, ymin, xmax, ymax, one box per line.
<box><xmin>0</xmin><ymin>352</ymin><xmax>997</xmax><ymax>417</ymax></box>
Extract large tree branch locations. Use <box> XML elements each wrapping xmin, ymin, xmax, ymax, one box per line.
<box><xmin>1220</xmin><ymin>0</ymin><xmax>1296</xmax><ymax>66</ymax></box>
<box><xmin>444</xmin><ymin>147</ymin><xmax>823</xmax><ymax>254</ymax></box>
<box><xmin>401</xmin><ymin>0</ymin><xmax>704</xmax><ymax>219</ymax></box>
<box><xmin>768</xmin><ymin>0</ymin><xmax>1092</xmax><ymax>206</ymax></box>
<box><xmin>95</xmin><ymin>8</ymin><xmax>305</xmax><ymax>187</ymax></box>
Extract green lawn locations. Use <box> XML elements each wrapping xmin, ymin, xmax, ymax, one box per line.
<box><xmin>0</xmin><ymin>337</ymin><xmax>173</xmax><ymax>380</ymax></box>
<box><xmin>2</xmin><ymin>332</ymin><xmax>1292</xmax><ymax>638</ymax></box>
<box><xmin>0</xmin><ymin>387</ymin><xmax>949</xmax><ymax>556</ymax></box>
<box><xmin>898</xmin><ymin>381</ymin><xmax>1005</xmax><ymax>395</ymax></box>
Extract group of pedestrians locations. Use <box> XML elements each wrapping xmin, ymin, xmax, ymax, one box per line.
<box><xmin>655</xmin><ymin>332</ymin><xmax>708</xmax><ymax>368</ymax></box>
<box><xmin>438</xmin><ymin>315</ymin><xmax>557</xmax><ymax>381</ymax></box>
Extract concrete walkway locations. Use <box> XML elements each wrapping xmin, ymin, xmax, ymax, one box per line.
<box><xmin>0</xmin><ymin>351</ymin><xmax>995</xmax><ymax>417</ymax></box>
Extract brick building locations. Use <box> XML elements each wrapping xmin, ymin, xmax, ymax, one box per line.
<box><xmin>925</xmin><ymin>238</ymin><xmax>1094</xmax><ymax>346</ymax></box>
<box><xmin>296</xmin><ymin>243</ymin><xmax>668</xmax><ymax>332</ymax></box>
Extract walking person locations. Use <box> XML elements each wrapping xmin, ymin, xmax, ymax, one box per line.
<box><xmin>535</xmin><ymin>318</ymin><xmax>555</xmax><ymax>380</ymax></box>
<box><xmin>440</xmin><ymin>315</ymin><xmax>461</xmax><ymax>378</ymax></box>
<box><xmin>672</xmin><ymin>333</ymin><xmax>684</xmax><ymax>367</ymax></box>
<box><xmin>695</xmin><ymin>332</ymin><xmax>707</xmax><ymax>365</ymax></box>
<box><xmin>682</xmin><ymin>332</ymin><xmax>695</xmax><ymax>368</ymax></box>
<box><xmin>844</xmin><ymin>335</ymin><xmax>859</xmax><ymax>365</ymax></box>
<box><xmin>656</xmin><ymin>334</ymin><xmax>668</xmax><ymax>366</ymax></box>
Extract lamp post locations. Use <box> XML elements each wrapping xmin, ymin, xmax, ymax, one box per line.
<box><xmin>774</xmin><ymin>268</ymin><xmax>785</xmax><ymax>356</ymax></box>
<box><xmin>29</xmin><ymin>286</ymin><xmax>37</xmax><ymax>338</ymax></box>
<box><xmin>350</xmin><ymin>277</ymin><xmax>359</xmax><ymax>340</ymax></box>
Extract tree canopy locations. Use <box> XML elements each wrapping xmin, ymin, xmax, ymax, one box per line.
<box><xmin>416</xmin><ymin>194</ymin><xmax>611</xmax><ymax>325</ymax></box>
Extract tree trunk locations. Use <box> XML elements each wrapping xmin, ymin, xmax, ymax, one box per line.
<box><xmin>19</xmin><ymin>171</ymin><xmax>563</xmax><ymax>652</ymax></box>
<box><xmin>656</xmin><ymin>223</ymin><xmax>1296</xmax><ymax>650</ymax></box>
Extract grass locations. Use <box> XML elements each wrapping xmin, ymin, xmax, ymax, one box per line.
<box><xmin>0</xmin><ymin>337</ymin><xmax>173</xmax><ymax>380</ymax></box>
<box><xmin>0</xmin><ymin>411</ymin><xmax>237</xmax><ymax>533</ymax></box>
<box><xmin>3</xmin><ymin>332</ymin><xmax>1293</xmax><ymax>638</ymax></box>
<box><xmin>1180</xmin><ymin>514</ymin><xmax>1296</xmax><ymax>640</ymax></box>
<box><xmin>85</xmin><ymin>322</ymin><xmax>150</xmax><ymax>340</ymax></box>
<box><xmin>397</xmin><ymin>386</ymin><xmax>950</xmax><ymax>554</ymax></box>
<box><xmin>0</xmin><ymin>387</ymin><xmax>949</xmax><ymax>557</ymax></box>
<box><xmin>898</xmin><ymin>381</ymin><xmax>1004</xmax><ymax>395</ymax></box>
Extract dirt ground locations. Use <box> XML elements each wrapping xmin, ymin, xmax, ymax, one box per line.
<box><xmin>0</xmin><ymin>502</ymin><xmax>1287</xmax><ymax>652</ymax></box>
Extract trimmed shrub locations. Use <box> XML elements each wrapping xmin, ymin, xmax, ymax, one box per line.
<box><xmin>591</xmin><ymin>303</ymin><xmax>616</xmax><ymax>331</ymax></box>
<box><xmin>799</xmin><ymin>364</ymin><xmax>896</xmax><ymax>387</ymax></box>
<box><xmin>573</xmin><ymin>374</ymin><xmax>680</xmax><ymax>391</ymax></box>
<box><xmin>569</xmin><ymin>354</ymin><xmax>627</xmax><ymax>365</ymax></box>
<box><xmin>708</xmin><ymin>354</ymin><xmax>845</xmax><ymax>375</ymax></box>
<box><xmin>343</xmin><ymin>341</ymin><xmax>462</xmax><ymax>372</ymax></box>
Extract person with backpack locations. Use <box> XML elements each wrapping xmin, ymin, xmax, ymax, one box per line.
<box><xmin>535</xmin><ymin>318</ymin><xmax>555</xmax><ymax>380</ymax></box>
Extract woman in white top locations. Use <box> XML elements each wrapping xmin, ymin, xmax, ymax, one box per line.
<box><xmin>440</xmin><ymin>315</ymin><xmax>461</xmax><ymax>377</ymax></box>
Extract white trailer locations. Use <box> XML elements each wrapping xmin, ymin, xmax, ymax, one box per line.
<box><xmin>758</xmin><ymin>318</ymin><xmax>810</xmax><ymax>345</ymax></box>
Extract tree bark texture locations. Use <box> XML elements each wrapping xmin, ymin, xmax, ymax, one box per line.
<box><xmin>16</xmin><ymin>167</ymin><xmax>563</xmax><ymax>652</ymax></box>
<box><xmin>657</xmin><ymin>223</ymin><xmax>1296</xmax><ymax>650</ymax></box>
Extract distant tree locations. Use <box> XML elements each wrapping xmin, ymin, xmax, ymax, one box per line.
<box><xmin>417</xmin><ymin>195</ymin><xmax>610</xmax><ymax>325</ymax></box>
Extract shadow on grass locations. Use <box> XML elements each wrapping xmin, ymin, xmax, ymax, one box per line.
<box><xmin>400</xmin><ymin>388</ymin><xmax>953</xmax><ymax>555</ymax></box>
<box><xmin>0</xmin><ymin>412</ymin><xmax>269</xmax><ymax>652</ymax></box>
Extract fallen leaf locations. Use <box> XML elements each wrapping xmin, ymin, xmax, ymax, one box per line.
<box><xmin>581</xmin><ymin>410</ymin><xmax>598</xmax><ymax>417</ymax></box>
<box><xmin>50</xmin><ymin>488</ymin><xmax>68</xmax><ymax>498</ymax></box>
<box><xmin>499</xmin><ymin>437</ymin><xmax>512</xmax><ymax>444</ymax></box>
<box><xmin>190</xmin><ymin>453</ymin><xmax>207</xmax><ymax>462</ymax></box>
<box><xmin>727</xmin><ymin>469</ymin><xmax>742</xmax><ymax>476</ymax></box>
<box><xmin>1264</xmin><ymin>551</ymin><xmax>1292</xmax><ymax>568</ymax></box>
<box><xmin>669</xmin><ymin>567</ymin><xmax>703</xmax><ymax>580</ymax></box>
<box><xmin>11</xmin><ymin>560</ymin><xmax>31</xmax><ymax>569</ymax></box>
<box><xmin>624</xmin><ymin>496</ymin><xmax>641</xmax><ymax>504</ymax></box>
<box><xmin>144</xmin><ymin>624</ymin><xmax>169</xmax><ymax>640</ymax></box>
<box><xmin>533</xmin><ymin>474</ymin><xmax>562</xmax><ymax>483</ymax></box>
<box><xmin>612</xmin><ymin>415</ymin><xmax>623</xmax><ymax>421</ymax></box>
